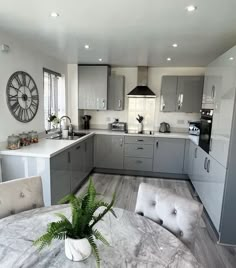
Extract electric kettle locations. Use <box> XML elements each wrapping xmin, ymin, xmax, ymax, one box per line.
<box><xmin>159</xmin><ymin>122</ymin><xmax>171</xmax><ymax>133</ymax></box>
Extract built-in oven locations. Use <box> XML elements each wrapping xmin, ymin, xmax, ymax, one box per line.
<box><xmin>199</xmin><ymin>109</ymin><xmax>213</xmax><ymax>153</ymax></box>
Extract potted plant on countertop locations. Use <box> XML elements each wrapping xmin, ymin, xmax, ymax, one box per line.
<box><xmin>34</xmin><ymin>178</ymin><xmax>116</xmax><ymax>267</ymax></box>
<box><xmin>136</xmin><ymin>114</ymin><xmax>144</xmax><ymax>134</ymax></box>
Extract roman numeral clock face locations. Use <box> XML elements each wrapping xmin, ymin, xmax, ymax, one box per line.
<box><xmin>6</xmin><ymin>71</ymin><xmax>39</xmax><ymax>122</ymax></box>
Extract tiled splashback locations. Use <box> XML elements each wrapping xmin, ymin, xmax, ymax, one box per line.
<box><xmin>128</xmin><ymin>98</ymin><xmax>156</xmax><ymax>131</ymax></box>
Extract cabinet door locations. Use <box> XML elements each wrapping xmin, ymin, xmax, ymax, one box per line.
<box><xmin>70</xmin><ymin>143</ymin><xmax>85</xmax><ymax>192</ymax></box>
<box><xmin>187</xmin><ymin>141</ymin><xmax>198</xmax><ymax>180</ymax></box>
<box><xmin>191</xmin><ymin>146</ymin><xmax>206</xmax><ymax>190</ymax></box>
<box><xmin>108</xmin><ymin>75</ymin><xmax>124</xmax><ymax>111</ymax></box>
<box><xmin>50</xmin><ymin>149</ymin><xmax>71</xmax><ymax>205</ymax></box>
<box><xmin>153</xmin><ymin>138</ymin><xmax>185</xmax><ymax>174</ymax></box>
<box><xmin>78</xmin><ymin>66</ymin><xmax>108</xmax><ymax>110</ymax></box>
<box><xmin>84</xmin><ymin>136</ymin><xmax>94</xmax><ymax>176</ymax></box>
<box><xmin>176</xmin><ymin>76</ymin><xmax>204</xmax><ymax>113</ymax></box>
<box><xmin>209</xmin><ymin>62</ymin><xmax>236</xmax><ymax>168</ymax></box>
<box><xmin>160</xmin><ymin>76</ymin><xmax>177</xmax><ymax>112</ymax></box>
<box><xmin>94</xmin><ymin>135</ymin><xmax>124</xmax><ymax>169</ymax></box>
<box><xmin>203</xmin><ymin>156</ymin><xmax>226</xmax><ymax>231</ymax></box>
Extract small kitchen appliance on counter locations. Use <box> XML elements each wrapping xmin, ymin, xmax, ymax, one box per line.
<box><xmin>82</xmin><ymin>115</ymin><xmax>91</xmax><ymax>130</ymax></box>
<box><xmin>111</xmin><ymin>119</ymin><xmax>127</xmax><ymax>132</ymax></box>
<box><xmin>189</xmin><ymin>121</ymin><xmax>201</xmax><ymax>136</ymax></box>
<box><xmin>159</xmin><ymin>122</ymin><xmax>170</xmax><ymax>133</ymax></box>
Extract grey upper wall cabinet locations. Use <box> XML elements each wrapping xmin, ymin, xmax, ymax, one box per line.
<box><xmin>160</xmin><ymin>76</ymin><xmax>178</xmax><ymax>112</ymax></box>
<box><xmin>160</xmin><ymin>76</ymin><xmax>204</xmax><ymax>113</ymax></box>
<box><xmin>78</xmin><ymin>65</ymin><xmax>110</xmax><ymax>110</ymax></box>
<box><xmin>108</xmin><ymin>75</ymin><xmax>125</xmax><ymax>111</ymax></box>
<box><xmin>176</xmin><ymin>76</ymin><xmax>204</xmax><ymax>112</ymax></box>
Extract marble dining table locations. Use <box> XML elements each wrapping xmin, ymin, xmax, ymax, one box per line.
<box><xmin>0</xmin><ymin>205</ymin><xmax>202</xmax><ymax>268</ymax></box>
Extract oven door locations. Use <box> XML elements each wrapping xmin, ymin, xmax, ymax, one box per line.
<box><xmin>199</xmin><ymin>118</ymin><xmax>212</xmax><ymax>153</ymax></box>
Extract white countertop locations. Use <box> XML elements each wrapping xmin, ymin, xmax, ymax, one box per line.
<box><xmin>77</xmin><ymin>129</ymin><xmax>199</xmax><ymax>145</ymax></box>
<box><xmin>0</xmin><ymin>133</ymin><xmax>95</xmax><ymax>158</ymax></box>
<box><xmin>0</xmin><ymin>130</ymin><xmax>199</xmax><ymax>158</ymax></box>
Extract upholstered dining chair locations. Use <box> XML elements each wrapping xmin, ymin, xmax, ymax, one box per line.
<box><xmin>135</xmin><ymin>183</ymin><xmax>203</xmax><ymax>248</ymax></box>
<box><xmin>0</xmin><ymin>176</ymin><xmax>44</xmax><ymax>219</ymax></box>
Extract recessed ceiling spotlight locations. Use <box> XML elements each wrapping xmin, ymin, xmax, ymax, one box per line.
<box><xmin>98</xmin><ymin>58</ymin><xmax>103</xmax><ymax>62</ymax></box>
<box><xmin>229</xmin><ymin>57</ymin><xmax>234</xmax><ymax>61</ymax></box>
<box><xmin>167</xmin><ymin>57</ymin><xmax>172</xmax><ymax>61</ymax></box>
<box><xmin>186</xmin><ymin>5</ymin><xmax>197</xmax><ymax>12</ymax></box>
<box><xmin>84</xmin><ymin>44</ymin><xmax>90</xmax><ymax>49</ymax></box>
<box><xmin>172</xmin><ymin>43</ymin><xmax>178</xmax><ymax>48</ymax></box>
<box><xmin>50</xmin><ymin>12</ymin><xmax>59</xmax><ymax>18</ymax></box>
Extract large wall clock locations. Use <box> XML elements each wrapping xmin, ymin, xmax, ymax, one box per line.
<box><xmin>6</xmin><ymin>71</ymin><xmax>39</xmax><ymax>123</ymax></box>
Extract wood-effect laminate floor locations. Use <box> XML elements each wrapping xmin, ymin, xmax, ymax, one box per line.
<box><xmin>77</xmin><ymin>173</ymin><xmax>236</xmax><ymax>268</ymax></box>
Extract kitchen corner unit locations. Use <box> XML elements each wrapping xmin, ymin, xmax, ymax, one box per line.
<box><xmin>0</xmin><ymin>134</ymin><xmax>94</xmax><ymax>206</ymax></box>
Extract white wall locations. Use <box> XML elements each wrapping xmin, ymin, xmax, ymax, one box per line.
<box><xmin>85</xmin><ymin>67</ymin><xmax>205</xmax><ymax>131</ymax></box>
<box><xmin>0</xmin><ymin>32</ymin><xmax>67</xmax><ymax>142</ymax></box>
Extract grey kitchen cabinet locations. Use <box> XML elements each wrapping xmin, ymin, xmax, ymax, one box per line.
<box><xmin>124</xmin><ymin>144</ymin><xmax>154</xmax><ymax>158</ymax></box>
<box><xmin>50</xmin><ymin>149</ymin><xmax>71</xmax><ymax>205</ymax></box>
<box><xmin>94</xmin><ymin>135</ymin><xmax>124</xmax><ymax>169</ymax></box>
<box><xmin>187</xmin><ymin>140</ymin><xmax>198</xmax><ymax>180</ymax></box>
<box><xmin>84</xmin><ymin>136</ymin><xmax>94</xmax><ymax>176</ymax></box>
<box><xmin>70</xmin><ymin>143</ymin><xmax>85</xmax><ymax>192</ymax></box>
<box><xmin>124</xmin><ymin>157</ymin><xmax>153</xmax><ymax>172</ymax></box>
<box><xmin>191</xmin><ymin>146</ymin><xmax>226</xmax><ymax>231</ymax></box>
<box><xmin>160</xmin><ymin>76</ymin><xmax>204</xmax><ymax>113</ymax></box>
<box><xmin>70</xmin><ymin>137</ymin><xmax>94</xmax><ymax>193</ymax></box>
<box><xmin>153</xmin><ymin>138</ymin><xmax>186</xmax><ymax>174</ymax></box>
<box><xmin>124</xmin><ymin>136</ymin><xmax>154</xmax><ymax>172</ymax></box>
<box><xmin>51</xmin><ymin>138</ymin><xmax>94</xmax><ymax>204</ymax></box>
<box><xmin>108</xmin><ymin>75</ymin><xmax>125</xmax><ymax>111</ymax></box>
<box><xmin>160</xmin><ymin>76</ymin><xmax>178</xmax><ymax>112</ymax></box>
<box><xmin>78</xmin><ymin>65</ymin><xmax>109</xmax><ymax>110</ymax></box>
<box><xmin>176</xmin><ymin>76</ymin><xmax>204</xmax><ymax>112</ymax></box>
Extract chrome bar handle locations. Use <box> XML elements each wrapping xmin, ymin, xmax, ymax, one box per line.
<box><xmin>207</xmin><ymin>159</ymin><xmax>211</xmax><ymax>173</ymax></box>
<box><xmin>204</xmin><ymin>157</ymin><xmax>208</xmax><ymax>170</ymax></box>
<box><xmin>209</xmin><ymin>138</ymin><xmax>213</xmax><ymax>152</ymax></box>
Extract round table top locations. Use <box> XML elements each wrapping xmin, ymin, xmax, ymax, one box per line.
<box><xmin>0</xmin><ymin>205</ymin><xmax>201</xmax><ymax>268</ymax></box>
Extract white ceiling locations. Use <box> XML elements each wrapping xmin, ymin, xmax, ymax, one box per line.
<box><xmin>1</xmin><ymin>0</ymin><xmax>236</xmax><ymax>66</ymax></box>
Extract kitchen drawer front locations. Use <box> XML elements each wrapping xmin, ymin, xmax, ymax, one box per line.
<box><xmin>124</xmin><ymin>157</ymin><xmax>153</xmax><ymax>171</ymax></box>
<box><xmin>124</xmin><ymin>136</ymin><xmax>154</xmax><ymax>145</ymax></box>
<box><xmin>124</xmin><ymin>144</ymin><xmax>153</xmax><ymax>158</ymax></box>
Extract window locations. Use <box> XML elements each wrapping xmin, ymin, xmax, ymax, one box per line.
<box><xmin>43</xmin><ymin>68</ymin><xmax>65</xmax><ymax>130</ymax></box>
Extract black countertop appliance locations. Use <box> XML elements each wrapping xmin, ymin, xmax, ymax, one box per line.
<box><xmin>82</xmin><ymin>115</ymin><xmax>91</xmax><ymax>129</ymax></box>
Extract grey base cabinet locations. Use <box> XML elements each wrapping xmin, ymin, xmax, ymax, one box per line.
<box><xmin>94</xmin><ymin>135</ymin><xmax>124</xmax><ymax>169</ymax></box>
<box><xmin>190</xmin><ymin>145</ymin><xmax>226</xmax><ymax>231</ymax></box>
<box><xmin>124</xmin><ymin>136</ymin><xmax>154</xmax><ymax>172</ymax></box>
<box><xmin>50</xmin><ymin>148</ymin><xmax>71</xmax><ymax>205</ymax></box>
<box><xmin>153</xmin><ymin>138</ymin><xmax>186</xmax><ymax>174</ymax></box>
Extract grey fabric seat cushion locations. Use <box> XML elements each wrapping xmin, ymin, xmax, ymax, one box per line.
<box><xmin>135</xmin><ymin>183</ymin><xmax>203</xmax><ymax>247</ymax></box>
<box><xmin>0</xmin><ymin>176</ymin><xmax>44</xmax><ymax>219</ymax></box>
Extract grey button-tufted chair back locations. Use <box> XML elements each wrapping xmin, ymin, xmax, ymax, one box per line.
<box><xmin>0</xmin><ymin>176</ymin><xmax>44</xmax><ymax>219</ymax></box>
<box><xmin>135</xmin><ymin>183</ymin><xmax>203</xmax><ymax>247</ymax></box>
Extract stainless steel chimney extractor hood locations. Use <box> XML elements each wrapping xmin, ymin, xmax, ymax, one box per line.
<box><xmin>127</xmin><ymin>66</ymin><xmax>156</xmax><ymax>98</ymax></box>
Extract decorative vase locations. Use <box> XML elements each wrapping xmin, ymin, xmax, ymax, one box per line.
<box><xmin>65</xmin><ymin>238</ymin><xmax>92</xmax><ymax>262</ymax></box>
<box><xmin>137</xmin><ymin>122</ymin><xmax>143</xmax><ymax>134</ymax></box>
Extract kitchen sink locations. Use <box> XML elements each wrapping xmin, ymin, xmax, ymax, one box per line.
<box><xmin>47</xmin><ymin>133</ymin><xmax>88</xmax><ymax>140</ymax></box>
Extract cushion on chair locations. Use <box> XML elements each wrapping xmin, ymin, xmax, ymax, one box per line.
<box><xmin>135</xmin><ymin>183</ymin><xmax>203</xmax><ymax>247</ymax></box>
<box><xmin>0</xmin><ymin>176</ymin><xmax>44</xmax><ymax>219</ymax></box>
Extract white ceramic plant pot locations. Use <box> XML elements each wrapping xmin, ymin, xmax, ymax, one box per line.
<box><xmin>65</xmin><ymin>238</ymin><xmax>92</xmax><ymax>262</ymax></box>
<box><xmin>137</xmin><ymin>122</ymin><xmax>143</xmax><ymax>133</ymax></box>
